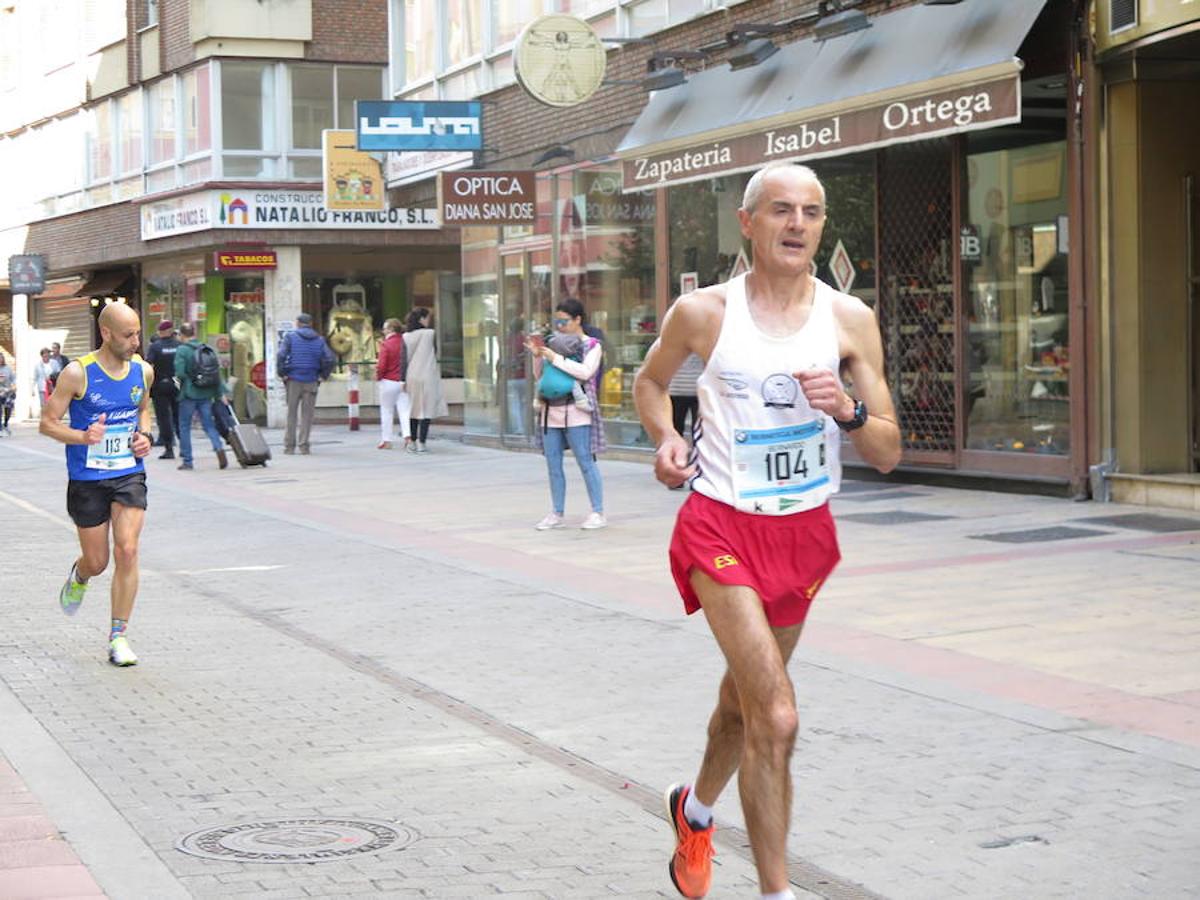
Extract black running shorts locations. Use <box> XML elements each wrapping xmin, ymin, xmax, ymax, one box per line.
<box><xmin>66</xmin><ymin>472</ymin><xmax>148</xmax><ymax>528</ymax></box>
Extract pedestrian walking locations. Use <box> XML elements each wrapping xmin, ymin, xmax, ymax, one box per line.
<box><xmin>375</xmin><ymin>317</ymin><xmax>411</xmax><ymax>450</ymax></box>
<box><xmin>33</xmin><ymin>347</ymin><xmax>56</xmax><ymax>414</ymax></box>
<box><xmin>48</xmin><ymin>342</ymin><xmax>69</xmax><ymax>388</ymax></box>
<box><xmin>633</xmin><ymin>162</ymin><xmax>901</xmax><ymax>900</ymax></box>
<box><xmin>402</xmin><ymin>307</ymin><xmax>447</xmax><ymax>453</ymax></box>
<box><xmin>277</xmin><ymin>312</ymin><xmax>335</xmax><ymax>455</ymax></box>
<box><xmin>38</xmin><ymin>302</ymin><xmax>154</xmax><ymax>666</ymax></box>
<box><xmin>526</xmin><ymin>297</ymin><xmax>607</xmax><ymax>530</ymax></box>
<box><xmin>0</xmin><ymin>352</ymin><xmax>15</xmax><ymax>435</ymax></box>
<box><xmin>144</xmin><ymin>320</ymin><xmax>181</xmax><ymax>459</ymax></box>
<box><xmin>173</xmin><ymin>322</ymin><xmax>230</xmax><ymax>471</ymax></box>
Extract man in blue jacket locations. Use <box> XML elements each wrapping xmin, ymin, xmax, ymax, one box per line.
<box><xmin>277</xmin><ymin>312</ymin><xmax>335</xmax><ymax>455</ymax></box>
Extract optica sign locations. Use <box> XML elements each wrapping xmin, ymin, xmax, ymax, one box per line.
<box><xmin>437</xmin><ymin>170</ymin><xmax>536</xmax><ymax>225</ymax></box>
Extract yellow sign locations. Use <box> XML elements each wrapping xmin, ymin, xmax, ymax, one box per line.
<box><xmin>323</xmin><ymin>130</ymin><xmax>384</xmax><ymax>211</ymax></box>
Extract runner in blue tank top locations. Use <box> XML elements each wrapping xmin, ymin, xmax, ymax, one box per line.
<box><xmin>634</xmin><ymin>163</ymin><xmax>902</xmax><ymax>900</ymax></box>
<box><xmin>39</xmin><ymin>302</ymin><xmax>153</xmax><ymax>667</ymax></box>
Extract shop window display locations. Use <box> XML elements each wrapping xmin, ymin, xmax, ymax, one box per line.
<box><xmin>564</xmin><ymin>167</ymin><xmax>657</xmax><ymax>447</ymax></box>
<box><xmin>306</xmin><ymin>278</ymin><xmax>382</xmax><ymax>375</ymax></box>
<box><xmin>461</xmin><ymin>227</ymin><xmax>502</xmax><ymax>435</ymax></box>
<box><xmin>963</xmin><ymin>139</ymin><xmax>1069</xmax><ymax>455</ymax></box>
<box><xmin>224</xmin><ymin>278</ymin><xmax>268</xmax><ymax>422</ymax></box>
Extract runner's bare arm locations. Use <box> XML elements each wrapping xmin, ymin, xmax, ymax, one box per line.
<box><xmin>132</xmin><ymin>360</ymin><xmax>154</xmax><ymax>458</ymax></box>
<box><xmin>832</xmin><ymin>298</ymin><xmax>901</xmax><ymax>472</ymax></box>
<box><xmin>634</xmin><ymin>290</ymin><xmax>722</xmax><ymax>485</ymax></box>
<box><xmin>39</xmin><ymin>361</ymin><xmax>104</xmax><ymax>445</ymax></box>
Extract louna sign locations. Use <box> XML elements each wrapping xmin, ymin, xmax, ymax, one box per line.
<box><xmin>622</xmin><ymin>73</ymin><xmax>1021</xmax><ymax>191</ymax></box>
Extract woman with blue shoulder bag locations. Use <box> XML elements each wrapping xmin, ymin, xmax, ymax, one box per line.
<box><xmin>526</xmin><ymin>298</ymin><xmax>607</xmax><ymax>531</ymax></box>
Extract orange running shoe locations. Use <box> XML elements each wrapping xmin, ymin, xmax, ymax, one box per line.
<box><xmin>665</xmin><ymin>783</ymin><xmax>715</xmax><ymax>898</ymax></box>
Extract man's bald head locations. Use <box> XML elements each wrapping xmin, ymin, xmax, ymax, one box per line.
<box><xmin>97</xmin><ymin>302</ymin><xmax>142</xmax><ymax>361</ymax></box>
<box><xmin>98</xmin><ymin>301</ymin><xmax>140</xmax><ymax>332</ymax></box>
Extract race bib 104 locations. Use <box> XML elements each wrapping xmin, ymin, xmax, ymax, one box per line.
<box><xmin>85</xmin><ymin>421</ymin><xmax>137</xmax><ymax>471</ymax></box>
<box><xmin>731</xmin><ymin>419</ymin><xmax>830</xmax><ymax>515</ymax></box>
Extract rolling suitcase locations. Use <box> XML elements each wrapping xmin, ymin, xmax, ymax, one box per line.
<box><xmin>224</xmin><ymin>403</ymin><xmax>271</xmax><ymax>468</ymax></box>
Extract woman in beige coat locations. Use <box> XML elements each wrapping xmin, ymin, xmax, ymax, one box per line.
<box><xmin>402</xmin><ymin>307</ymin><xmax>448</xmax><ymax>453</ymax></box>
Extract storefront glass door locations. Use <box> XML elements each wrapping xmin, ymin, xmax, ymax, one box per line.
<box><xmin>962</xmin><ymin>139</ymin><xmax>1070</xmax><ymax>456</ymax></box>
<box><xmin>498</xmin><ymin>248</ymin><xmax>551</xmax><ymax>441</ymax></box>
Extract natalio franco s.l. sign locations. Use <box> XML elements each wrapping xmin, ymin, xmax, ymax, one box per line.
<box><xmin>515</xmin><ymin>14</ymin><xmax>606</xmax><ymax>108</ymax></box>
<box><xmin>437</xmin><ymin>171</ymin><xmax>536</xmax><ymax>225</ymax></box>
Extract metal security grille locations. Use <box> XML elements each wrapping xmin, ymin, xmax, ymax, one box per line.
<box><xmin>1110</xmin><ymin>0</ymin><xmax>1136</xmax><ymax>32</ymax></box>
<box><xmin>878</xmin><ymin>139</ymin><xmax>956</xmax><ymax>459</ymax></box>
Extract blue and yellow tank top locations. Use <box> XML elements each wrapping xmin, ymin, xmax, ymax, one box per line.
<box><xmin>66</xmin><ymin>352</ymin><xmax>152</xmax><ymax>482</ymax></box>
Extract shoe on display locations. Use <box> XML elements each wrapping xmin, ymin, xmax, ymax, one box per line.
<box><xmin>216</xmin><ymin>448</ymin><xmax>228</xmax><ymax>469</ymax></box>
<box><xmin>580</xmin><ymin>512</ymin><xmax>607</xmax><ymax>530</ymax></box>
<box><xmin>665</xmin><ymin>784</ymin><xmax>714</xmax><ymax>899</ymax></box>
<box><xmin>108</xmin><ymin>636</ymin><xmax>138</xmax><ymax>667</ymax></box>
<box><xmin>534</xmin><ymin>513</ymin><xmax>564</xmax><ymax>530</ymax></box>
<box><xmin>58</xmin><ymin>563</ymin><xmax>87</xmax><ymax>616</ymax></box>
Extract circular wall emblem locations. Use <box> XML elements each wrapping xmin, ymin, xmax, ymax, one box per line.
<box><xmin>515</xmin><ymin>14</ymin><xmax>607</xmax><ymax>108</ymax></box>
<box><xmin>176</xmin><ymin>818</ymin><xmax>415</xmax><ymax>864</ymax></box>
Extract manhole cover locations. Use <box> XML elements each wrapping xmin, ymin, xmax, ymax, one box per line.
<box><xmin>970</xmin><ymin>525</ymin><xmax>1110</xmax><ymax>544</ymax></box>
<box><xmin>176</xmin><ymin>818</ymin><xmax>415</xmax><ymax>864</ymax></box>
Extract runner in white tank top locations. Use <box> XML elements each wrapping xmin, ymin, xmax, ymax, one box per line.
<box><xmin>691</xmin><ymin>272</ymin><xmax>846</xmax><ymax>515</ymax></box>
<box><xmin>633</xmin><ymin>162</ymin><xmax>901</xmax><ymax>900</ymax></box>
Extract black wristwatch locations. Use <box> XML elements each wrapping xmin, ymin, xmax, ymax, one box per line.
<box><xmin>835</xmin><ymin>398</ymin><xmax>868</xmax><ymax>432</ymax></box>
<box><xmin>137</xmin><ymin>429</ymin><xmax>154</xmax><ymax>444</ymax></box>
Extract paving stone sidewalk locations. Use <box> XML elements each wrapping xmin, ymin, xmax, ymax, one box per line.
<box><xmin>1</xmin><ymin>424</ymin><xmax>1198</xmax><ymax>899</ymax></box>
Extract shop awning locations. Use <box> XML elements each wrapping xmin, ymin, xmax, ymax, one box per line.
<box><xmin>75</xmin><ymin>270</ymin><xmax>133</xmax><ymax>298</ymax></box>
<box><xmin>616</xmin><ymin>0</ymin><xmax>1048</xmax><ymax>192</ymax></box>
<box><xmin>32</xmin><ymin>279</ymin><xmax>86</xmax><ymax>301</ymax></box>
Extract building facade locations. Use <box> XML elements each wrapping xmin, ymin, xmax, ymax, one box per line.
<box><xmin>0</xmin><ymin>0</ymin><xmax>460</xmax><ymax>427</ymax></box>
<box><xmin>390</xmin><ymin>0</ymin><xmax>1096</xmax><ymax>490</ymax></box>
<box><xmin>1090</xmin><ymin>0</ymin><xmax>1200</xmax><ymax>508</ymax></box>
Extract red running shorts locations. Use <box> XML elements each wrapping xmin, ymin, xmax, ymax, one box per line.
<box><xmin>669</xmin><ymin>491</ymin><xmax>841</xmax><ymax>628</ymax></box>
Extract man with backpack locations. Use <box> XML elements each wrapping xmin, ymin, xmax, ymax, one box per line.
<box><xmin>276</xmin><ymin>312</ymin><xmax>335</xmax><ymax>455</ymax></box>
<box><xmin>173</xmin><ymin>322</ymin><xmax>230</xmax><ymax>471</ymax></box>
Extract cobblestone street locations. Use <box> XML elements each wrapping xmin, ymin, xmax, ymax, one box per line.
<box><xmin>1</xmin><ymin>423</ymin><xmax>1198</xmax><ymax>899</ymax></box>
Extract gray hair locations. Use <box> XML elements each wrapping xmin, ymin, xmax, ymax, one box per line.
<box><xmin>741</xmin><ymin>162</ymin><xmax>826</xmax><ymax>213</ymax></box>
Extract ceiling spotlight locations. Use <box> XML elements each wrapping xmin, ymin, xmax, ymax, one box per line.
<box><xmin>729</xmin><ymin>37</ymin><xmax>780</xmax><ymax>70</ymax></box>
<box><xmin>813</xmin><ymin>1</ymin><xmax>871</xmax><ymax>42</ymax></box>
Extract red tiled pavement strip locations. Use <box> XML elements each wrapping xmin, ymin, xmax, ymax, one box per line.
<box><xmin>0</xmin><ymin>758</ymin><xmax>106</xmax><ymax>900</ymax></box>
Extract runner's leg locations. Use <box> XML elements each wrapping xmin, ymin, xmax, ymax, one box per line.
<box><xmin>691</xmin><ymin>569</ymin><xmax>802</xmax><ymax>894</ymax></box>
<box><xmin>108</xmin><ymin>503</ymin><xmax>145</xmax><ymax>624</ymax></box>
<box><xmin>74</xmin><ymin>522</ymin><xmax>111</xmax><ymax>582</ymax></box>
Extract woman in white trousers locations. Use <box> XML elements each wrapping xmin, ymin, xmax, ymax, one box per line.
<box><xmin>375</xmin><ymin>318</ymin><xmax>412</xmax><ymax>449</ymax></box>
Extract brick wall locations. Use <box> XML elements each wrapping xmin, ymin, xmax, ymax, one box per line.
<box><xmin>481</xmin><ymin>0</ymin><xmax>912</xmax><ymax>169</ymax></box>
<box><xmin>308</xmin><ymin>0</ymin><xmax>388</xmax><ymax>63</ymax></box>
<box><xmin>161</xmin><ymin>0</ymin><xmax>194</xmax><ymax>73</ymax></box>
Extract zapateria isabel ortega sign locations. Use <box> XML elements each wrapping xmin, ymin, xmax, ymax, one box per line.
<box><xmin>140</xmin><ymin>190</ymin><xmax>438</xmax><ymax>240</ymax></box>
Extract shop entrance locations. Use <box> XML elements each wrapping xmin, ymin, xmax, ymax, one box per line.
<box><xmin>498</xmin><ymin>247</ymin><xmax>552</xmax><ymax>442</ymax></box>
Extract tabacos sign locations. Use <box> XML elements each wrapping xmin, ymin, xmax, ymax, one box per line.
<box><xmin>437</xmin><ymin>171</ymin><xmax>536</xmax><ymax>225</ymax></box>
<box><xmin>214</xmin><ymin>248</ymin><xmax>278</xmax><ymax>271</ymax></box>
<box><xmin>622</xmin><ymin>73</ymin><xmax>1021</xmax><ymax>191</ymax></box>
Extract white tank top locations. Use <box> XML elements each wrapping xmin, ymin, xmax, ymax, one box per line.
<box><xmin>691</xmin><ymin>273</ymin><xmax>844</xmax><ymax>515</ymax></box>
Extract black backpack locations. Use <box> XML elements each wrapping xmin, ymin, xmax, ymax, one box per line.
<box><xmin>190</xmin><ymin>344</ymin><xmax>221</xmax><ymax>388</ymax></box>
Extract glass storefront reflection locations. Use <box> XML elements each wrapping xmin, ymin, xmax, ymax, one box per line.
<box><xmin>964</xmin><ymin>140</ymin><xmax>1069</xmax><ymax>455</ymax></box>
